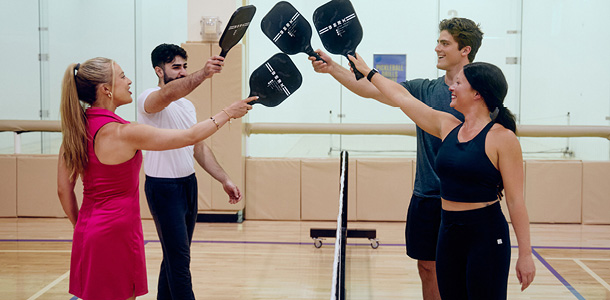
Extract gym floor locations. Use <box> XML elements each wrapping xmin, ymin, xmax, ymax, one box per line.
<box><xmin>1</xmin><ymin>218</ymin><xmax>609</xmax><ymax>299</ymax></box>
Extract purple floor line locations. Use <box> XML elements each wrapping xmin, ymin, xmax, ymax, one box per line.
<box><xmin>4</xmin><ymin>239</ymin><xmax>610</xmax><ymax>252</ymax></box>
<box><xmin>532</xmin><ymin>248</ymin><xmax>585</xmax><ymax>299</ymax></box>
<box><xmin>533</xmin><ymin>245</ymin><xmax>610</xmax><ymax>251</ymax></box>
<box><xmin>1</xmin><ymin>239</ymin><xmax>73</xmax><ymax>243</ymax></box>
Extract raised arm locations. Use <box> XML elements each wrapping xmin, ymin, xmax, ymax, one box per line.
<box><xmin>309</xmin><ymin>50</ymin><xmax>396</xmax><ymax>106</ymax></box>
<box><xmin>348</xmin><ymin>53</ymin><xmax>458</xmax><ymax>139</ymax></box>
<box><xmin>495</xmin><ymin>129</ymin><xmax>536</xmax><ymax>291</ymax></box>
<box><xmin>57</xmin><ymin>145</ymin><xmax>79</xmax><ymax>227</ymax></box>
<box><xmin>144</xmin><ymin>56</ymin><xmax>225</xmax><ymax>113</ymax></box>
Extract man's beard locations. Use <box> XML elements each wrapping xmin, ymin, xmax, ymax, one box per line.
<box><xmin>163</xmin><ymin>74</ymin><xmax>175</xmax><ymax>84</ymax></box>
<box><xmin>163</xmin><ymin>74</ymin><xmax>184</xmax><ymax>84</ymax></box>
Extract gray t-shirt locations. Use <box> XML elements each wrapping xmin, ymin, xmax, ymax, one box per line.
<box><xmin>400</xmin><ymin>76</ymin><xmax>464</xmax><ymax>198</ymax></box>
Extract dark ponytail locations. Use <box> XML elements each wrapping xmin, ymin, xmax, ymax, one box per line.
<box><xmin>463</xmin><ymin>62</ymin><xmax>517</xmax><ymax>133</ymax></box>
<box><xmin>494</xmin><ymin>106</ymin><xmax>517</xmax><ymax>133</ymax></box>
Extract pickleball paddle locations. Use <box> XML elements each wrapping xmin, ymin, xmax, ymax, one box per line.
<box><xmin>260</xmin><ymin>1</ymin><xmax>323</xmax><ymax>61</ymax></box>
<box><xmin>313</xmin><ymin>0</ymin><xmax>364</xmax><ymax>80</ymax></box>
<box><xmin>247</xmin><ymin>53</ymin><xmax>303</xmax><ymax>107</ymax></box>
<box><xmin>219</xmin><ymin>5</ymin><xmax>257</xmax><ymax>57</ymax></box>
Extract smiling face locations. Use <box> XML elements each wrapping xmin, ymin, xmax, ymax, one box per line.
<box><xmin>111</xmin><ymin>63</ymin><xmax>133</xmax><ymax>106</ymax></box>
<box><xmin>435</xmin><ymin>30</ymin><xmax>465</xmax><ymax>71</ymax></box>
<box><xmin>157</xmin><ymin>56</ymin><xmax>188</xmax><ymax>85</ymax></box>
<box><xmin>448</xmin><ymin>69</ymin><xmax>477</xmax><ymax>110</ymax></box>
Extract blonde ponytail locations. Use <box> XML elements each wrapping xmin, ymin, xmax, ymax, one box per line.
<box><xmin>59</xmin><ymin>57</ymin><xmax>113</xmax><ymax>180</ymax></box>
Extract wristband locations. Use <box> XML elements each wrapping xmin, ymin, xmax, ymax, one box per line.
<box><xmin>367</xmin><ymin>68</ymin><xmax>379</xmax><ymax>81</ymax></box>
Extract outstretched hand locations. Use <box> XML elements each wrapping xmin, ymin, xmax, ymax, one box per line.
<box><xmin>203</xmin><ymin>55</ymin><xmax>225</xmax><ymax>79</ymax></box>
<box><xmin>309</xmin><ymin>49</ymin><xmax>334</xmax><ymax>74</ymax></box>
<box><xmin>347</xmin><ymin>53</ymin><xmax>371</xmax><ymax>77</ymax></box>
<box><xmin>224</xmin><ymin>97</ymin><xmax>255</xmax><ymax>119</ymax></box>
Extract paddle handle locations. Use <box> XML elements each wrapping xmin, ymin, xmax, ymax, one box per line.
<box><xmin>308</xmin><ymin>50</ymin><xmax>326</xmax><ymax>63</ymax></box>
<box><xmin>219</xmin><ymin>49</ymin><xmax>229</xmax><ymax>58</ymax></box>
<box><xmin>348</xmin><ymin>59</ymin><xmax>365</xmax><ymax>80</ymax></box>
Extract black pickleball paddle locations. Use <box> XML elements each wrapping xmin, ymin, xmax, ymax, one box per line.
<box><xmin>247</xmin><ymin>53</ymin><xmax>303</xmax><ymax>107</ymax></box>
<box><xmin>219</xmin><ymin>5</ymin><xmax>257</xmax><ymax>57</ymax></box>
<box><xmin>260</xmin><ymin>1</ymin><xmax>323</xmax><ymax>61</ymax></box>
<box><xmin>313</xmin><ymin>0</ymin><xmax>364</xmax><ymax>80</ymax></box>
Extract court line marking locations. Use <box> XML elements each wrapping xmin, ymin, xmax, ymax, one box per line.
<box><xmin>532</xmin><ymin>248</ymin><xmax>585</xmax><ymax>300</ymax></box>
<box><xmin>26</xmin><ymin>270</ymin><xmax>69</xmax><ymax>300</ymax></box>
<box><xmin>534</xmin><ymin>246</ymin><xmax>610</xmax><ymax>251</ymax></box>
<box><xmin>4</xmin><ymin>248</ymin><xmax>609</xmax><ymax>261</ymax></box>
<box><xmin>0</xmin><ymin>250</ymin><xmax>70</xmax><ymax>253</ymax></box>
<box><xmin>546</xmin><ymin>257</ymin><xmax>610</xmax><ymax>261</ymax></box>
<box><xmin>573</xmin><ymin>259</ymin><xmax>610</xmax><ymax>292</ymax></box>
<box><xmin>4</xmin><ymin>240</ymin><xmax>610</xmax><ymax>252</ymax></box>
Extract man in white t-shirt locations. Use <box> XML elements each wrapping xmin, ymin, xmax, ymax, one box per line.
<box><xmin>137</xmin><ymin>43</ymin><xmax>241</xmax><ymax>300</ymax></box>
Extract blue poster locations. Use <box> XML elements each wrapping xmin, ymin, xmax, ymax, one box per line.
<box><xmin>373</xmin><ymin>54</ymin><xmax>406</xmax><ymax>83</ymax></box>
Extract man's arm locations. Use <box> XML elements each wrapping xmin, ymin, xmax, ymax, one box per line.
<box><xmin>193</xmin><ymin>141</ymin><xmax>242</xmax><ymax>204</ymax></box>
<box><xmin>309</xmin><ymin>49</ymin><xmax>398</xmax><ymax>107</ymax></box>
<box><xmin>144</xmin><ymin>56</ymin><xmax>224</xmax><ymax>114</ymax></box>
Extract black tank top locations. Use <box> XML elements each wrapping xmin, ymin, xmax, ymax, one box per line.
<box><xmin>435</xmin><ymin>122</ymin><xmax>502</xmax><ymax>203</ymax></box>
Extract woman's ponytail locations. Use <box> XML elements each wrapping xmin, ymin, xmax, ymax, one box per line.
<box><xmin>59</xmin><ymin>57</ymin><xmax>113</xmax><ymax>180</ymax></box>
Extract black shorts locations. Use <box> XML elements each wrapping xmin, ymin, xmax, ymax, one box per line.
<box><xmin>405</xmin><ymin>194</ymin><xmax>442</xmax><ymax>261</ymax></box>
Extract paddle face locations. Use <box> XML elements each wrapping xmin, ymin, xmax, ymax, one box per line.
<box><xmin>219</xmin><ymin>5</ymin><xmax>257</xmax><ymax>57</ymax></box>
<box><xmin>313</xmin><ymin>0</ymin><xmax>364</xmax><ymax>79</ymax></box>
<box><xmin>248</xmin><ymin>53</ymin><xmax>303</xmax><ymax>107</ymax></box>
<box><xmin>261</xmin><ymin>1</ymin><xmax>319</xmax><ymax>59</ymax></box>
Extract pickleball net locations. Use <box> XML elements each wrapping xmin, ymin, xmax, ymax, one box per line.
<box><xmin>331</xmin><ymin>151</ymin><xmax>349</xmax><ymax>300</ymax></box>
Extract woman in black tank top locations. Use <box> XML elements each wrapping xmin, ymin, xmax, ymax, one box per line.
<box><xmin>349</xmin><ymin>56</ymin><xmax>536</xmax><ymax>299</ymax></box>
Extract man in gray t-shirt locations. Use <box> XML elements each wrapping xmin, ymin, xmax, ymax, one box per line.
<box><xmin>310</xmin><ymin>18</ymin><xmax>483</xmax><ymax>300</ymax></box>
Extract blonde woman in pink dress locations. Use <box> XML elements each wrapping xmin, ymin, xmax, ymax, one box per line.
<box><xmin>57</xmin><ymin>57</ymin><xmax>254</xmax><ymax>300</ymax></box>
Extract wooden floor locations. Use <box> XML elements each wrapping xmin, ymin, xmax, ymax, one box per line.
<box><xmin>1</xmin><ymin>218</ymin><xmax>610</xmax><ymax>300</ymax></box>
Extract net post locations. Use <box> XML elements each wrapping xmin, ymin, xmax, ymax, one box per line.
<box><xmin>337</xmin><ymin>151</ymin><xmax>348</xmax><ymax>300</ymax></box>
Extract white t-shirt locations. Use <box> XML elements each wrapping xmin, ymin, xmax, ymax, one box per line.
<box><xmin>137</xmin><ymin>87</ymin><xmax>197</xmax><ymax>178</ymax></box>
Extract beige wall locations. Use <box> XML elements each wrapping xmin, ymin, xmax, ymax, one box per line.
<box><xmin>245</xmin><ymin>158</ymin><xmax>301</xmax><ymax>220</ymax></box>
<box><xmin>2</xmin><ymin>156</ymin><xmax>608</xmax><ymax>224</ymax></box>
<box><xmin>524</xmin><ymin>160</ymin><xmax>582</xmax><ymax>223</ymax></box>
<box><xmin>245</xmin><ymin>158</ymin><xmax>610</xmax><ymax>224</ymax></box>
<box><xmin>582</xmin><ymin>161</ymin><xmax>610</xmax><ymax>224</ymax></box>
<box><xmin>356</xmin><ymin>159</ymin><xmax>413</xmax><ymax>221</ymax></box>
<box><xmin>2</xmin><ymin>155</ymin><xmax>150</xmax><ymax>220</ymax></box>
<box><xmin>0</xmin><ymin>155</ymin><xmax>17</xmax><ymax>217</ymax></box>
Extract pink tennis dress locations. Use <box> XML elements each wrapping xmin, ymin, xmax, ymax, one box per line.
<box><xmin>70</xmin><ymin>107</ymin><xmax>147</xmax><ymax>300</ymax></box>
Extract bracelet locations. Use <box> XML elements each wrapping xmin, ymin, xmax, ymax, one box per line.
<box><xmin>222</xmin><ymin>109</ymin><xmax>232</xmax><ymax>123</ymax></box>
<box><xmin>210</xmin><ymin>116</ymin><xmax>220</xmax><ymax>129</ymax></box>
<box><xmin>367</xmin><ymin>68</ymin><xmax>379</xmax><ymax>82</ymax></box>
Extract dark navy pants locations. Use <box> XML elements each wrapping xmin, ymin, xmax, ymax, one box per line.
<box><xmin>436</xmin><ymin>201</ymin><xmax>511</xmax><ymax>300</ymax></box>
<box><xmin>145</xmin><ymin>174</ymin><xmax>198</xmax><ymax>300</ymax></box>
